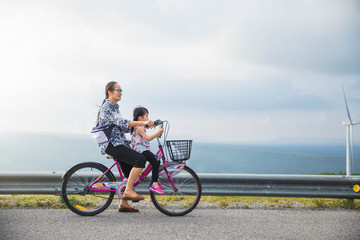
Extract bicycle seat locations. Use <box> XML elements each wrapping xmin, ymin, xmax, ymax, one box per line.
<box><xmin>105</xmin><ymin>154</ymin><xmax>114</xmax><ymax>159</ymax></box>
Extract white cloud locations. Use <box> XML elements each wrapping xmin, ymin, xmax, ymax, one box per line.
<box><xmin>220</xmin><ymin>0</ymin><xmax>360</xmax><ymax>74</ymax></box>
<box><xmin>258</xmin><ymin>116</ymin><xmax>271</xmax><ymax>125</ymax></box>
<box><xmin>0</xmin><ymin>0</ymin><xmax>359</xmax><ymax>144</ymax></box>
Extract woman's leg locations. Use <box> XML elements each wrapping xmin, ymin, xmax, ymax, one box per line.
<box><xmin>105</xmin><ymin>144</ymin><xmax>146</xmax><ymax>200</ymax></box>
<box><xmin>119</xmin><ymin>161</ymin><xmax>132</xmax><ymax>178</ymax></box>
<box><xmin>124</xmin><ymin>167</ymin><xmax>143</xmax><ymax>195</ymax></box>
<box><xmin>118</xmin><ymin>158</ymin><xmax>135</xmax><ymax>209</ymax></box>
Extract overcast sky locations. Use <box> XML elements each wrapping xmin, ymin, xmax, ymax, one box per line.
<box><xmin>0</xmin><ymin>0</ymin><xmax>359</xmax><ymax>144</ymax></box>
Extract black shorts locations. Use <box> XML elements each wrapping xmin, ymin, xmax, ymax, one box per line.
<box><xmin>105</xmin><ymin>143</ymin><xmax>146</xmax><ymax>169</ymax></box>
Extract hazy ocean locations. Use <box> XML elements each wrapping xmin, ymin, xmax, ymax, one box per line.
<box><xmin>0</xmin><ymin>132</ymin><xmax>359</xmax><ymax>174</ymax></box>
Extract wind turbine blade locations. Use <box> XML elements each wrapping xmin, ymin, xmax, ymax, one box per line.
<box><xmin>342</xmin><ymin>85</ymin><xmax>353</xmax><ymax>125</ymax></box>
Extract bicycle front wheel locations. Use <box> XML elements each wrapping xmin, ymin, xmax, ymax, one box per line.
<box><xmin>150</xmin><ymin>166</ymin><xmax>202</xmax><ymax>216</ymax></box>
<box><xmin>61</xmin><ymin>162</ymin><xmax>115</xmax><ymax>216</ymax></box>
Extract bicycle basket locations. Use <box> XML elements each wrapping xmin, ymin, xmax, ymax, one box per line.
<box><xmin>166</xmin><ymin>140</ymin><xmax>193</xmax><ymax>161</ymax></box>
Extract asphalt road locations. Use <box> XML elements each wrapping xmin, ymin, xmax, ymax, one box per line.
<box><xmin>1</xmin><ymin>208</ymin><xmax>359</xmax><ymax>240</ymax></box>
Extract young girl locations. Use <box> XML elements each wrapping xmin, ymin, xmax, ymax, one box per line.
<box><xmin>131</xmin><ymin>107</ymin><xmax>165</xmax><ymax>194</ymax></box>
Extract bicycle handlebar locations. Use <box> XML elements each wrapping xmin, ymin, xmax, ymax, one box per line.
<box><xmin>153</xmin><ymin>119</ymin><xmax>163</xmax><ymax>127</ymax></box>
<box><xmin>152</xmin><ymin>119</ymin><xmax>164</xmax><ymax>138</ymax></box>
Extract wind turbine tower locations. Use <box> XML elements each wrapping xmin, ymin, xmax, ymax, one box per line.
<box><xmin>342</xmin><ymin>86</ymin><xmax>360</xmax><ymax>176</ymax></box>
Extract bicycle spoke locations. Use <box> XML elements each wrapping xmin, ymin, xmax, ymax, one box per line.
<box><xmin>150</xmin><ymin>166</ymin><xmax>201</xmax><ymax>216</ymax></box>
<box><xmin>62</xmin><ymin>162</ymin><xmax>115</xmax><ymax>216</ymax></box>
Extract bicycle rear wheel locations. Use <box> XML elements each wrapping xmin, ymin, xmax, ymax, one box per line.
<box><xmin>150</xmin><ymin>166</ymin><xmax>201</xmax><ymax>216</ymax></box>
<box><xmin>61</xmin><ymin>162</ymin><xmax>115</xmax><ymax>216</ymax></box>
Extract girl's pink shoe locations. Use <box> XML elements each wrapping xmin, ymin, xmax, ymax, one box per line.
<box><xmin>158</xmin><ymin>182</ymin><xmax>166</xmax><ymax>190</ymax></box>
<box><xmin>149</xmin><ymin>184</ymin><xmax>164</xmax><ymax>194</ymax></box>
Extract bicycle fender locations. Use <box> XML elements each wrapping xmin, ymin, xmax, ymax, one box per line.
<box><xmin>159</xmin><ymin>161</ymin><xmax>186</xmax><ymax>178</ymax></box>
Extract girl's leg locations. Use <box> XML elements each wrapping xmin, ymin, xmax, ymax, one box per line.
<box><xmin>142</xmin><ymin>151</ymin><xmax>164</xmax><ymax>194</ymax></box>
<box><xmin>142</xmin><ymin>151</ymin><xmax>160</xmax><ymax>187</ymax></box>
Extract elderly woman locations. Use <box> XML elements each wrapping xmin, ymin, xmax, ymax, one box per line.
<box><xmin>96</xmin><ymin>81</ymin><xmax>154</xmax><ymax>212</ymax></box>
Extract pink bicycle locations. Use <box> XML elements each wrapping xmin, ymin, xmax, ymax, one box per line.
<box><xmin>61</xmin><ymin>120</ymin><xmax>202</xmax><ymax>216</ymax></box>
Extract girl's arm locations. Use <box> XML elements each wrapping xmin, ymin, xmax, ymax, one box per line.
<box><xmin>136</xmin><ymin>127</ymin><xmax>164</xmax><ymax>142</ymax></box>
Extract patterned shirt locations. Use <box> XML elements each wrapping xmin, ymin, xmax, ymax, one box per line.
<box><xmin>131</xmin><ymin>126</ymin><xmax>151</xmax><ymax>153</ymax></box>
<box><xmin>98</xmin><ymin>99</ymin><xmax>131</xmax><ymax>154</ymax></box>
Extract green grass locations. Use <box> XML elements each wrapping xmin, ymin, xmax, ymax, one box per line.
<box><xmin>199</xmin><ymin>196</ymin><xmax>360</xmax><ymax>210</ymax></box>
<box><xmin>1</xmin><ymin>195</ymin><xmax>359</xmax><ymax>210</ymax></box>
<box><xmin>0</xmin><ymin>195</ymin><xmax>68</xmax><ymax>209</ymax></box>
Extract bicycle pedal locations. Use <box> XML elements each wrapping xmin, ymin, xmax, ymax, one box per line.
<box><xmin>131</xmin><ymin>200</ymin><xmax>140</xmax><ymax>203</ymax></box>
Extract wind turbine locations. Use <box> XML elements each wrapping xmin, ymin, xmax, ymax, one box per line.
<box><xmin>342</xmin><ymin>86</ymin><xmax>360</xmax><ymax>176</ymax></box>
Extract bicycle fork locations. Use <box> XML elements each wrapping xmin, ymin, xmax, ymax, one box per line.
<box><xmin>159</xmin><ymin>161</ymin><xmax>186</xmax><ymax>192</ymax></box>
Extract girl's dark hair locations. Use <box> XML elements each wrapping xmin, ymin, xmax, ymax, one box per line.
<box><xmin>96</xmin><ymin>81</ymin><xmax>118</xmax><ymax>126</ymax></box>
<box><xmin>131</xmin><ymin>106</ymin><xmax>149</xmax><ymax>134</ymax></box>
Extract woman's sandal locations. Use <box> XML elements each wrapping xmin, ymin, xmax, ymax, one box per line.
<box><xmin>122</xmin><ymin>194</ymin><xmax>145</xmax><ymax>201</ymax></box>
<box><xmin>118</xmin><ymin>205</ymin><xmax>139</xmax><ymax>212</ymax></box>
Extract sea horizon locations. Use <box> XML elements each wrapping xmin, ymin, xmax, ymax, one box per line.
<box><xmin>0</xmin><ymin>131</ymin><xmax>359</xmax><ymax>175</ymax></box>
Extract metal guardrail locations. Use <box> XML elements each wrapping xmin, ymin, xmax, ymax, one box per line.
<box><xmin>0</xmin><ymin>172</ymin><xmax>360</xmax><ymax>199</ymax></box>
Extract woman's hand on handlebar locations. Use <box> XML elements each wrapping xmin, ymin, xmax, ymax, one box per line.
<box><xmin>144</xmin><ymin>120</ymin><xmax>154</xmax><ymax>128</ymax></box>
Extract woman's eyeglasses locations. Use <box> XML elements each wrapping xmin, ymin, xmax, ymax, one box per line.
<box><xmin>112</xmin><ymin>89</ymin><xmax>123</xmax><ymax>93</ymax></box>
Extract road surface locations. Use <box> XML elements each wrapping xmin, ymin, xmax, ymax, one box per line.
<box><xmin>1</xmin><ymin>208</ymin><xmax>359</xmax><ymax>240</ymax></box>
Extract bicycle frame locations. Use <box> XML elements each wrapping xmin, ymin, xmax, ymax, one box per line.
<box><xmin>87</xmin><ymin>138</ymin><xmax>185</xmax><ymax>199</ymax></box>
